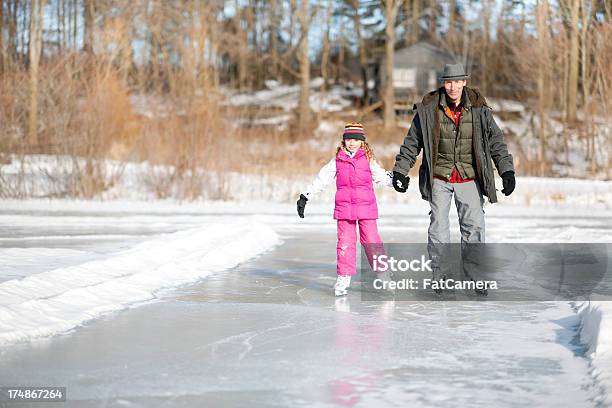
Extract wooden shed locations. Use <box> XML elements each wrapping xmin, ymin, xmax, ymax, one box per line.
<box><xmin>372</xmin><ymin>41</ymin><xmax>459</xmax><ymax>108</ymax></box>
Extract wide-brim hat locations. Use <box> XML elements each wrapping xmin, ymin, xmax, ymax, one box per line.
<box><xmin>439</xmin><ymin>63</ymin><xmax>469</xmax><ymax>81</ymax></box>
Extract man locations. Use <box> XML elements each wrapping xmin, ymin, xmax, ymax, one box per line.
<box><xmin>392</xmin><ymin>63</ymin><xmax>515</xmax><ymax>295</ymax></box>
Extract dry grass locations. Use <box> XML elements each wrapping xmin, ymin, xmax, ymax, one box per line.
<box><xmin>0</xmin><ymin>67</ymin><xmax>418</xmax><ymax>200</ymax></box>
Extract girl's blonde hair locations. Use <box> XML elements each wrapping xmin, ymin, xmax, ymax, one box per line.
<box><xmin>336</xmin><ymin>140</ymin><xmax>376</xmax><ymax>162</ymax></box>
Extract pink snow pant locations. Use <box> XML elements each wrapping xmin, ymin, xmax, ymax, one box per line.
<box><xmin>337</xmin><ymin>219</ymin><xmax>384</xmax><ymax>276</ymax></box>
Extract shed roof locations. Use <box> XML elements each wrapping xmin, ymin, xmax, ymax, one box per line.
<box><xmin>392</xmin><ymin>41</ymin><xmax>457</xmax><ymax>69</ymax></box>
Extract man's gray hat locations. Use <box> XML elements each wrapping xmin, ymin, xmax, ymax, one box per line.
<box><xmin>439</xmin><ymin>63</ymin><xmax>469</xmax><ymax>81</ymax></box>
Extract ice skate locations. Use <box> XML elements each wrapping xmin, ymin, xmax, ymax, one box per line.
<box><xmin>334</xmin><ymin>275</ymin><xmax>351</xmax><ymax>296</ymax></box>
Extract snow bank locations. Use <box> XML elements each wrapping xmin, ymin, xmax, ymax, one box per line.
<box><xmin>0</xmin><ymin>222</ymin><xmax>279</xmax><ymax>345</ymax></box>
<box><xmin>578</xmin><ymin>301</ymin><xmax>612</xmax><ymax>402</ymax></box>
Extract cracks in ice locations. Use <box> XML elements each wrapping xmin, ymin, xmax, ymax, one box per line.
<box><xmin>198</xmin><ymin>318</ymin><xmax>299</xmax><ymax>363</ymax></box>
<box><xmin>265</xmin><ymin>284</ymin><xmax>293</xmax><ymax>295</ymax></box>
<box><xmin>296</xmin><ymin>288</ymin><xmax>308</xmax><ymax>305</ymax></box>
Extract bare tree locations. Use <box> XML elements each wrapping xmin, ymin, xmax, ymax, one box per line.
<box><xmin>561</xmin><ymin>0</ymin><xmax>580</xmax><ymax>123</ymax></box>
<box><xmin>297</xmin><ymin>0</ymin><xmax>313</xmax><ymax>135</ymax></box>
<box><xmin>268</xmin><ymin>0</ymin><xmax>280</xmax><ymax>78</ymax></box>
<box><xmin>411</xmin><ymin>0</ymin><xmax>420</xmax><ymax>43</ymax></box>
<box><xmin>0</xmin><ymin>0</ymin><xmax>4</xmax><ymax>73</ymax></box>
<box><xmin>320</xmin><ymin>0</ymin><xmax>333</xmax><ymax>93</ymax></box>
<box><xmin>383</xmin><ymin>0</ymin><xmax>401</xmax><ymax>128</ymax></box>
<box><xmin>28</xmin><ymin>0</ymin><xmax>47</xmax><ymax>147</ymax></box>
<box><xmin>7</xmin><ymin>0</ymin><xmax>19</xmax><ymax>67</ymax></box>
<box><xmin>536</xmin><ymin>0</ymin><xmax>551</xmax><ymax>175</ymax></box>
<box><xmin>349</xmin><ymin>0</ymin><xmax>369</xmax><ymax>106</ymax></box>
<box><xmin>83</xmin><ymin>0</ymin><xmax>94</xmax><ymax>54</ymax></box>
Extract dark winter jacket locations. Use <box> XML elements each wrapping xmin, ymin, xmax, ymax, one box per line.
<box><xmin>393</xmin><ymin>87</ymin><xmax>515</xmax><ymax>203</ymax></box>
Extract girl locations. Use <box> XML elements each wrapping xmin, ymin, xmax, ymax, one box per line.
<box><xmin>296</xmin><ymin>122</ymin><xmax>393</xmax><ymax>296</ymax></box>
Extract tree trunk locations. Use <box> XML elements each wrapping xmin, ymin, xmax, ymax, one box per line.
<box><xmin>246</xmin><ymin>0</ymin><xmax>255</xmax><ymax>88</ymax></box>
<box><xmin>236</xmin><ymin>0</ymin><xmax>248</xmax><ymax>90</ymax></box>
<box><xmin>297</xmin><ymin>0</ymin><xmax>311</xmax><ymax>136</ymax></box>
<box><xmin>536</xmin><ymin>0</ymin><xmax>549</xmax><ymax>176</ymax></box>
<box><xmin>449</xmin><ymin>0</ymin><xmax>456</xmax><ymax>34</ymax></box>
<box><xmin>72</xmin><ymin>0</ymin><xmax>77</xmax><ymax>49</ymax></box>
<box><xmin>0</xmin><ymin>0</ymin><xmax>4</xmax><ymax>73</ymax></box>
<box><xmin>383</xmin><ymin>0</ymin><xmax>400</xmax><ymax>129</ymax></box>
<box><xmin>411</xmin><ymin>0</ymin><xmax>419</xmax><ymax>44</ymax></box>
<box><xmin>8</xmin><ymin>0</ymin><xmax>18</xmax><ymax>65</ymax></box>
<box><xmin>428</xmin><ymin>0</ymin><xmax>437</xmax><ymax>40</ymax></box>
<box><xmin>566</xmin><ymin>0</ymin><xmax>579</xmax><ymax>123</ymax></box>
<box><xmin>288</xmin><ymin>0</ymin><xmax>296</xmax><ymax>51</ymax></box>
<box><xmin>351</xmin><ymin>1</ymin><xmax>368</xmax><ymax>106</ymax></box>
<box><xmin>23</xmin><ymin>0</ymin><xmax>29</xmax><ymax>65</ymax></box>
<box><xmin>561</xmin><ymin>31</ymin><xmax>569</xmax><ymax>123</ymax></box>
<box><xmin>580</xmin><ymin>0</ymin><xmax>591</xmax><ymax>107</ymax></box>
<box><xmin>269</xmin><ymin>0</ymin><xmax>279</xmax><ymax>78</ymax></box>
<box><xmin>320</xmin><ymin>0</ymin><xmax>333</xmax><ymax>93</ymax></box>
<box><xmin>403</xmin><ymin>0</ymin><xmax>410</xmax><ymax>46</ymax></box>
<box><xmin>67</xmin><ymin>0</ymin><xmax>72</xmax><ymax>48</ymax></box>
<box><xmin>57</xmin><ymin>0</ymin><xmax>62</xmax><ymax>53</ymax></box>
<box><xmin>28</xmin><ymin>0</ymin><xmax>47</xmax><ymax>148</ymax></box>
<box><xmin>580</xmin><ymin>0</ymin><xmax>594</xmax><ymax>171</ymax></box>
<box><xmin>83</xmin><ymin>0</ymin><xmax>94</xmax><ymax>54</ymax></box>
<box><xmin>336</xmin><ymin>24</ymin><xmax>345</xmax><ymax>84</ymax></box>
<box><xmin>205</xmin><ymin>3</ymin><xmax>220</xmax><ymax>90</ymax></box>
<box><xmin>481</xmin><ymin>0</ymin><xmax>491</xmax><ymax>94</ymax></box>
<box><xmin>150</xmin><ymin>0</ymin><xmax>162</xmax><ymax>93</ymax></box>
<box><xmin>461</xmin><ymin>19</ymin><xmax>471</xmax><ymax>71</ymax></box>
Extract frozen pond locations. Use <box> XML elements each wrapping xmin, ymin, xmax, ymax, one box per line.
<box><xmin>0</xmin><ymin>201</ymin><xmax>610</xmax><ymax>407</ymax></box>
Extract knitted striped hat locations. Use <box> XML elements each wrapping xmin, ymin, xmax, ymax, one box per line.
<box><xmin>343</xmin><ymin>122</ymin><xmax>366</xmax><ymax>141</ymax></box>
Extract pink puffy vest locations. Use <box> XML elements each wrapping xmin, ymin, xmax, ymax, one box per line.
<box><xmin>334</xmin><ymin>149</ymin><xmax>378</xmax><ymax>220</ymax></box>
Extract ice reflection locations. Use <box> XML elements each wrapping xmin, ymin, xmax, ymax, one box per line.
<box><xmin>330</xmin><ymin>298</ymin><xmax>396</xmax><ymax>406</ymax></box>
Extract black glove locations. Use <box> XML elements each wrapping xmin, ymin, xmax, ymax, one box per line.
<box><xmin>392</xmin><ymin>171</ymin><xmax>410</xmax><ymax>193</ymax></box>
<box><xmin>501</xmin><ymin>171</ymin><xmax>515</xmax><ymax>196</ymax></box>
<box><xmin>297</xmin><ymin>194</ymin><xmax>308</xmax><ymax>218</ymax></box>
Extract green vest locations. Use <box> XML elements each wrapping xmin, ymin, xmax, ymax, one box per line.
<box><xmin>433</xmin><ymin>93</ymin><xmax>476</xmax><ymax>180</ymax></box>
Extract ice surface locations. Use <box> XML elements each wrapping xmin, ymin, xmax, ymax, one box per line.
<box><xmin>0</xmin><ymin>200</ymin><xmax>609</xmax><ymax>406</ymax></box>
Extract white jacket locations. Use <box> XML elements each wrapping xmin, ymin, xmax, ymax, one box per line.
<box><xmin>303</xmin><ymin>156</ymin><xmax>393</xmax><ymax>200</ymax></box>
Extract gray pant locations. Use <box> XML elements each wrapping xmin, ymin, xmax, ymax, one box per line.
<box><xmin>427</xmin><ymin>178</ymin><xmax>485</xmax><ymax>281</ymax></box>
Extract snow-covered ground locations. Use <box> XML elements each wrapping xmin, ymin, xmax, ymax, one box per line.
<box><xmin>579</xmin><ymin>301</ymin><xmax>612</xmax><ymax>399</ymax></box>
<box><xmin>224</xmin><ymin>78</ymin><xmax>357</xmax><ymax>114</ymax></box>
<box><xmin>2</xmin><ymin>154</ymin><xmax>612</xmax><ymax>210</ymax></box>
